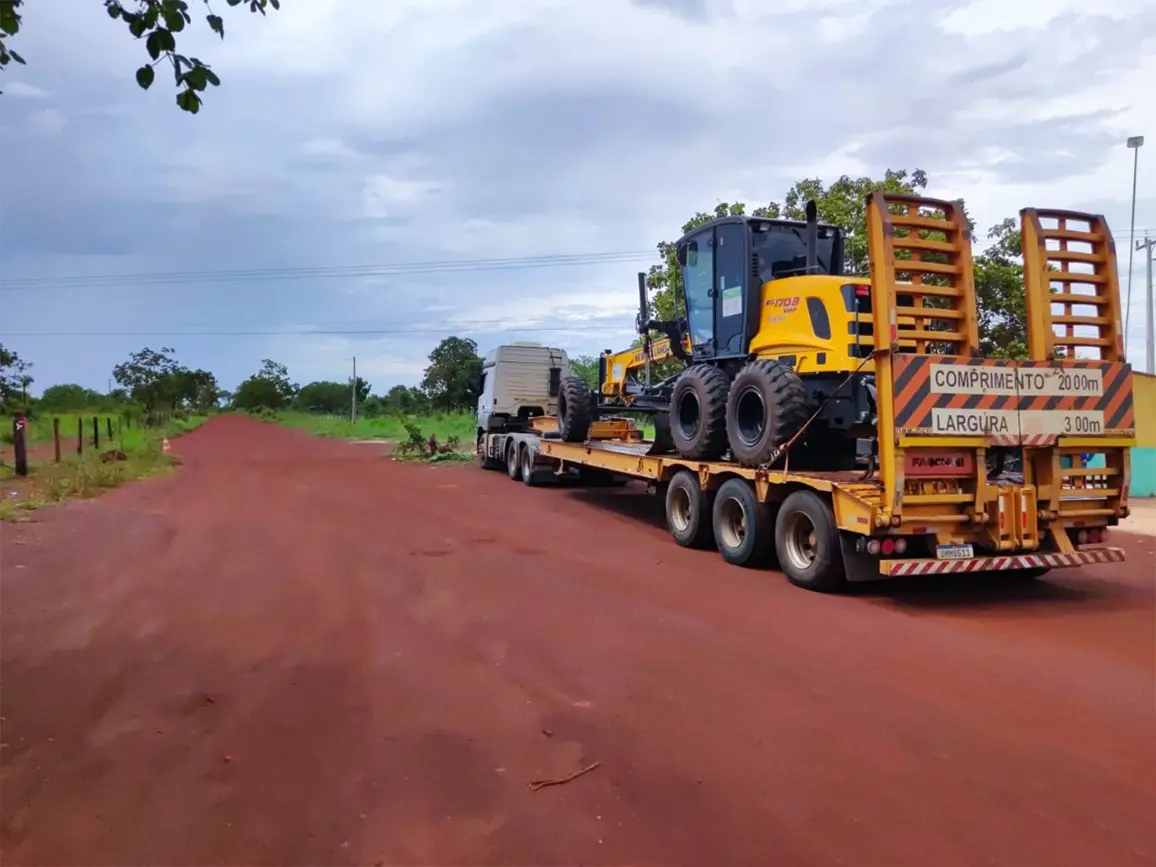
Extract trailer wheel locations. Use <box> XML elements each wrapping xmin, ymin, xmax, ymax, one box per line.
<box><xmin>711</xmin><ymin>478</ymin><xmax>774</xmax><ymax>567</ymax></box>
<box><xmin>557</xmin><ymin>375</ymin><xmax>593</xmax><ymax>443</ymax></box>
<box><xmin>665</xmin><ymin>470</ymin><xmax>715</xmax><ymax>549</ymax></box>
<box><xmin>519</xmin><ymin>444</ymin><xmax>538</xmax><ymax>486</ymax></box>
<box><xmin>725</xmin><ymin>359</ymin><xmax>808</xmax><ymax>468</ymax></box>
<box><xmin>506</xmin><ymin>441</ymin><xmax>521</xmax><ymax>479</ymax></box>
<box><xmin>670</xmin><ymin>364</ymin><xmax>730</xmax><ymax>461</ymax></box>
<box><xmin>774</xmin><ymin>490</ymin><xmax>845</xmax><ymax>591</ymax></box>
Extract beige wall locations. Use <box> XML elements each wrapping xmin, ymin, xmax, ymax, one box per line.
<box><xmin>1135</xmin><ymin>372</ymin><xmax>1156</xmax><ymax>448</ymax></box>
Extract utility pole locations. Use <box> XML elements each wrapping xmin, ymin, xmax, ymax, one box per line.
<box><xmin>351</xmin><ymin>356</ymin><xmax>358</xmax><ymax>424</ymax></box>
<box><xmin>1125</xmin><ymin>135</ymin><xmax>1144</xmax><ymax>344</ymax></box>
<box><xmin>1139</xmin><ymin>233</ymin><xmax>1156</xmax><ymax>374</ymax></box>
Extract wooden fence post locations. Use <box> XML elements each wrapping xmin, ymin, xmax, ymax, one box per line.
<box><xmin>107</xmin><ymin>417</ymin><xmax>113</xmax><ymax>439</ymax></box>
<box><xmin>53</xmin><ymin>418</ymin><xmax>61</xmax><ymax>463</ymax></box>
<box><xmin>93</xmin><ymin>416</ymin><xmax>100</xmax><ymax>450</ymax></box>
<box><xmin>12</xmin><ymin>414</ymin><xmax>28</xmax><ymax>477</ymax></box>
<box><xmin>77</xmin><ymin>417</ymin><xmax>83</xmax><ymax>454</ymax></box>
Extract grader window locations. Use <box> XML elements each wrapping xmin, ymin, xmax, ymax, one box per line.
<box><xmin>806</xmin><ymin>297</ymin><xmax>831</xmax><ymax>339</ymax></box>
<box><xmin>752</xmin><ymin>224</ymin><xmax>838</xmax><ymax>282</ymax></box>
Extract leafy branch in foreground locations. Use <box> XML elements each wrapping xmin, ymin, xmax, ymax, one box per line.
<box><xmin>0</xmin><ymin>0</ymin><xmax>280</xmax><ymax>113</ymax></box>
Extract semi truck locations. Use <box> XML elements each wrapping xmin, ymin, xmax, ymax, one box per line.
<box><xmin>475</xmin><ymin>193</ymin><xmax>1134</xmax><ymax>592</ymax></box>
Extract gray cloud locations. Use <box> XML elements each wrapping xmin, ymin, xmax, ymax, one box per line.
<box><xmin>1</xmin><ymin>0</ymin><xmax>1153</xmax><ymax>391</ymax></box>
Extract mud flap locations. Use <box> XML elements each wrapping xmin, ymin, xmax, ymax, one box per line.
<box><xmin>645</xmin><ymin>412</ymin><xmax>676</xmax><ymax>455</ymax></box>
<box><xmin>839</xmin><ymin>533</ymin><xmax>884</xmax><ymax>582</ymax></box>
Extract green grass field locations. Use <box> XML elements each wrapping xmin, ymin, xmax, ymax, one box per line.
<box><xmin>270</xmin><ymin>409</ymin><xmax>657</xmax><ymax>450</ymax></box>
<box><xmin>272</xmin><ymin>410</ymin><xmax>476</xmax><ymax>443</ymax></box>
<box><xmin>0</xmin><ymin>412</ymin><xmax>208</xmax><ymax>518</ymax></box>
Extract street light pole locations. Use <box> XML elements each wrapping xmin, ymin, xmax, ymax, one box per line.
<box><xmin>1125</xmin><ymin>135</ymin><xmax>1144</xmax><ymax>352</ymax></box>
<box><xmin>1139</xmin><ymin>233</ymin><xmax>1156</xmax><ymax>373</ymax></box>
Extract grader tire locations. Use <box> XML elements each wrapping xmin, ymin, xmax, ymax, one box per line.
<box><xmin>670</xmin><ymin>364</ymin><xmax>730</xmax><ymax>461</ymax></box>
<box><xmin>726</xmin><ymin>359</ymin><xmax>809</xmax><ymax>468</ymax></box>
<box><xmin>557</xmin><ymin>375</ymin><xmax>593</xmax><ymax>443</ymax></box>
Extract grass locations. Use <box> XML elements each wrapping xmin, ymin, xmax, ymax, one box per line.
<box><xmin>271</xmin><ymin>410</ymin><xmax>476</xmax><ymax>443</ymax></box>
<box><xmin>0</xmin><ymin>413</ymin><xmax>208</xmax><ymax>519</ymax></box>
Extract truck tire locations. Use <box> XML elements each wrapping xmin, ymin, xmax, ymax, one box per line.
<box><xmin>506</xmin><ymin>440</ymin><xmax>521</xmax><ymax>479</ymax></box>
<box><xmin>476</xmin><ymin>432</ymin><xmax>501</xmax><ymax>470</ymax></box>
<box><xmin>520</xmin><ymin>444</ymin><xmax>539</xmax><ymax>486</ymax></box>
<box><xmin>726</xmin><ymin>359</ymin><xmax>808</xmax><ymax>468</ymax></box>
<box><xmin>711</xmin><ymin>478</ymin><xmax>774</xmax><ymax>567</ymax></box>
<box><xmin>557</xmin><ymin>375</ymin><xmax>593</xmax><ymax>443</ymax></box>
<box><xmin>670</xmin><ymin>364</ymin><xmax>730</xmax><ymax>461</ymax></box>
<box><xmin>665</xmin><ymin>469</ymin><xmax>715</xmax><ymax>549</ymax></box>
<box><xmin>773</xmin><ymin>489</ymin><xmax>846</xmax><ymax>591</ymax></box>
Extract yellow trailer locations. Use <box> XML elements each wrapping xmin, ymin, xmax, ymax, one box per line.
<box><xmin>484</xmin><ymin>192</ymin><xmax>1134</xmax><ymax>591</ymax></box>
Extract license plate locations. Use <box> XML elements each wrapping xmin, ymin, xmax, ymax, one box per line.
<box><xmin>935</xmin><ymin>544</ymin><xmax>974</xmax><ymax>561</ymax></box>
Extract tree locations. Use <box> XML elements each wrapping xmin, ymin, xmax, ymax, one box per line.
<box><xmin>230</xmin><ymin>375</ymin><xmax>282</xmax><ymax>410</ymax></box>
<box><xmin>351</xmin><ymin>375</ymin><xmax>371</xmax><ymax>406</ymax></box>
<box><xmin>358</xmin><ymin>395</ymin><xmax>384</xmax><ymax>418</ymax></box>
<box><xmin>973</xmin><ymin>218</ymin><xmax>1030</xmax><ymax>359</ymax></box>
<box><xmin>172</xmin><ymin>367</ymin><xmax>222</xmax><ymax>412</ymax></box>
<box><xmin>642</xmin><ymin>168</ymin><xmax>1037</xmax><ymax>358</ymax></box>
<box><xmin>382</xmin><ymin>384</ymin><xmax>430</xmax><ymax>415</ymax></box>
<box><xmin>420</xmin><ymin>337</ymin><xmax>483</xmax><ymax>411</ymax></box>
<box><xmin>231</xmin><ymin>358</ymin><xmax>296</xmax><ymax>410</ymax></box>
<box><xmin>646</xmin><ymin>169</ymin><xmax>936</xmax><ymax>322</ymax></box>
<box><xmin>38</xmin><ymin>383</ymin><xmax>106</xmax><ymax>411</ymax></box>
<box><xmin>568</xmin><ymin>354</ymin><xmax>600</xmax><ymax>389</ymax></box>
<box><xmin>0</xmin><ymin>0</ymin><xmax>281</xmax><ymax>114</ymax></box>
<box><xmin>0</xmin><ymin>343</ymin><xmax>32</xmax><ymax>406</ymax></box>
<box><xmin>112</xmin><ymin>346</ymin><xmax>183</xmax><ymax>411</ymax></box>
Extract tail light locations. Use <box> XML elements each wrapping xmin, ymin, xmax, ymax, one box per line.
<box><xmin>862</xmin><ymin>537</ymin><xmax>909</xmax><ymax>556</ymax></box>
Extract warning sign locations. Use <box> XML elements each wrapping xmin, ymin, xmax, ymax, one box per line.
<box><xmin>894</xmin><ymin>356</ymin><xmax>1134</xmax><ymax>443</ymax></box>
<box><xmin>929</xmin><ymin>363</ymin><xmax>1103</xmax><ymax>398</ymax></box>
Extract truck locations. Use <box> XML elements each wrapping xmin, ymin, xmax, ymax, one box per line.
<box><xmin>475</xmin><ymin>193</ymin><xmax>1134</xmax><ymax>591</ymax></box>
<box><xmin>475</xmin><ymin>341</ymin><xmax>642</xmax><ymax>484</ymax></box>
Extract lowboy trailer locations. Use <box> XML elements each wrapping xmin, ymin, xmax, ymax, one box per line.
<box><xmin>477</xmin><ymin>193</ymin><xmax>1134</xmax><ymax>592</ymax></box>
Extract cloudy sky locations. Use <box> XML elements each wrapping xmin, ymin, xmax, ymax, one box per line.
<box><xmin>2</xmin><ymin>0</ymin><xmax>1154</xmax><ymax>395</ymax></box>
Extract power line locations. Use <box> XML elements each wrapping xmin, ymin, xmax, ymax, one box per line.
<box><xmin>0</xmin><ymin>250</ymin><xmax>656</xmax><ymax>292</ymax></box>
<box><xmin>0</xmin><ymin>324</ymin><xmax>635</xmax><ymax>338</ymax></box>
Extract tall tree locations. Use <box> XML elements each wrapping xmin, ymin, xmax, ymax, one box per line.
<box><xmin>382</xmin><ymin>384</ymin><xmax>430</xmax><ymax>415</ymax></box>
<box><xmin>0</xmin><ymin>343</ymin><xmax>32</xmax><ymax>406</ymax></box>
<box><xmin>112</xmin><ymin>346</ymin><xmax>183</xmax><ymax>411</ymax></box>
<box><xmin>421</xmin><ymin>336</ymin><xmax>483</xmax><ymax>411</ymax></box>
<box><xmin>39</xmin><ymin>384</ymin><xmax>106</xmax><ymax>411</ymax></box>
<box><xmin>0</xmin><ymin>0</ymin><xmax>281</xmax><ymax>113</ymax></box>
<box><xmin>294</xmin><ymin>378</ymin><xmax>370</xmax><ymax>415</ymax></box>
<box><xmin>172</xmin><ymin>367</ymin><xmax>222</xmax><ymax>412</ymax></box>
<box><xmin>972</xmin><ymin>218</ymin><xmax>1030</xmax><ymax>359</ymax></box>
<box><xmin>231</xmin><ymin>358</ymin><xmax>296</xmax><ymax>410</ymax></box>
<box><xmin>350</xmin><ymin>375</ymin><xmax>371</xmax><ymax>406</ymax></box>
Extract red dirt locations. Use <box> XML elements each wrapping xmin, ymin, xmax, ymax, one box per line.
<box><xmin>1</xmin><ymin>414</ymin><xmax>1153</xmax><ymax>867</ymax></box>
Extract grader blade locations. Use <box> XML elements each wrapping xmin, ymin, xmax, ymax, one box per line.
<box><xmin>646</xmin><ymin>412</ymin><xmax>676</xmax><ymax>455</ymax></box>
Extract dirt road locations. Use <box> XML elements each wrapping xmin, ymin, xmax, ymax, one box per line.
<box><xmin>2</xmin><ymin>416</ymin><xmax>1154</xmax><ymax>866</ymax></box>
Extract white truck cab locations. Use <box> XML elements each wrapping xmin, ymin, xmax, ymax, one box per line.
<box><xmin>476</xmin><ymin>342</ymin><xmax>570</xmax><ymax>433</ymax></box>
